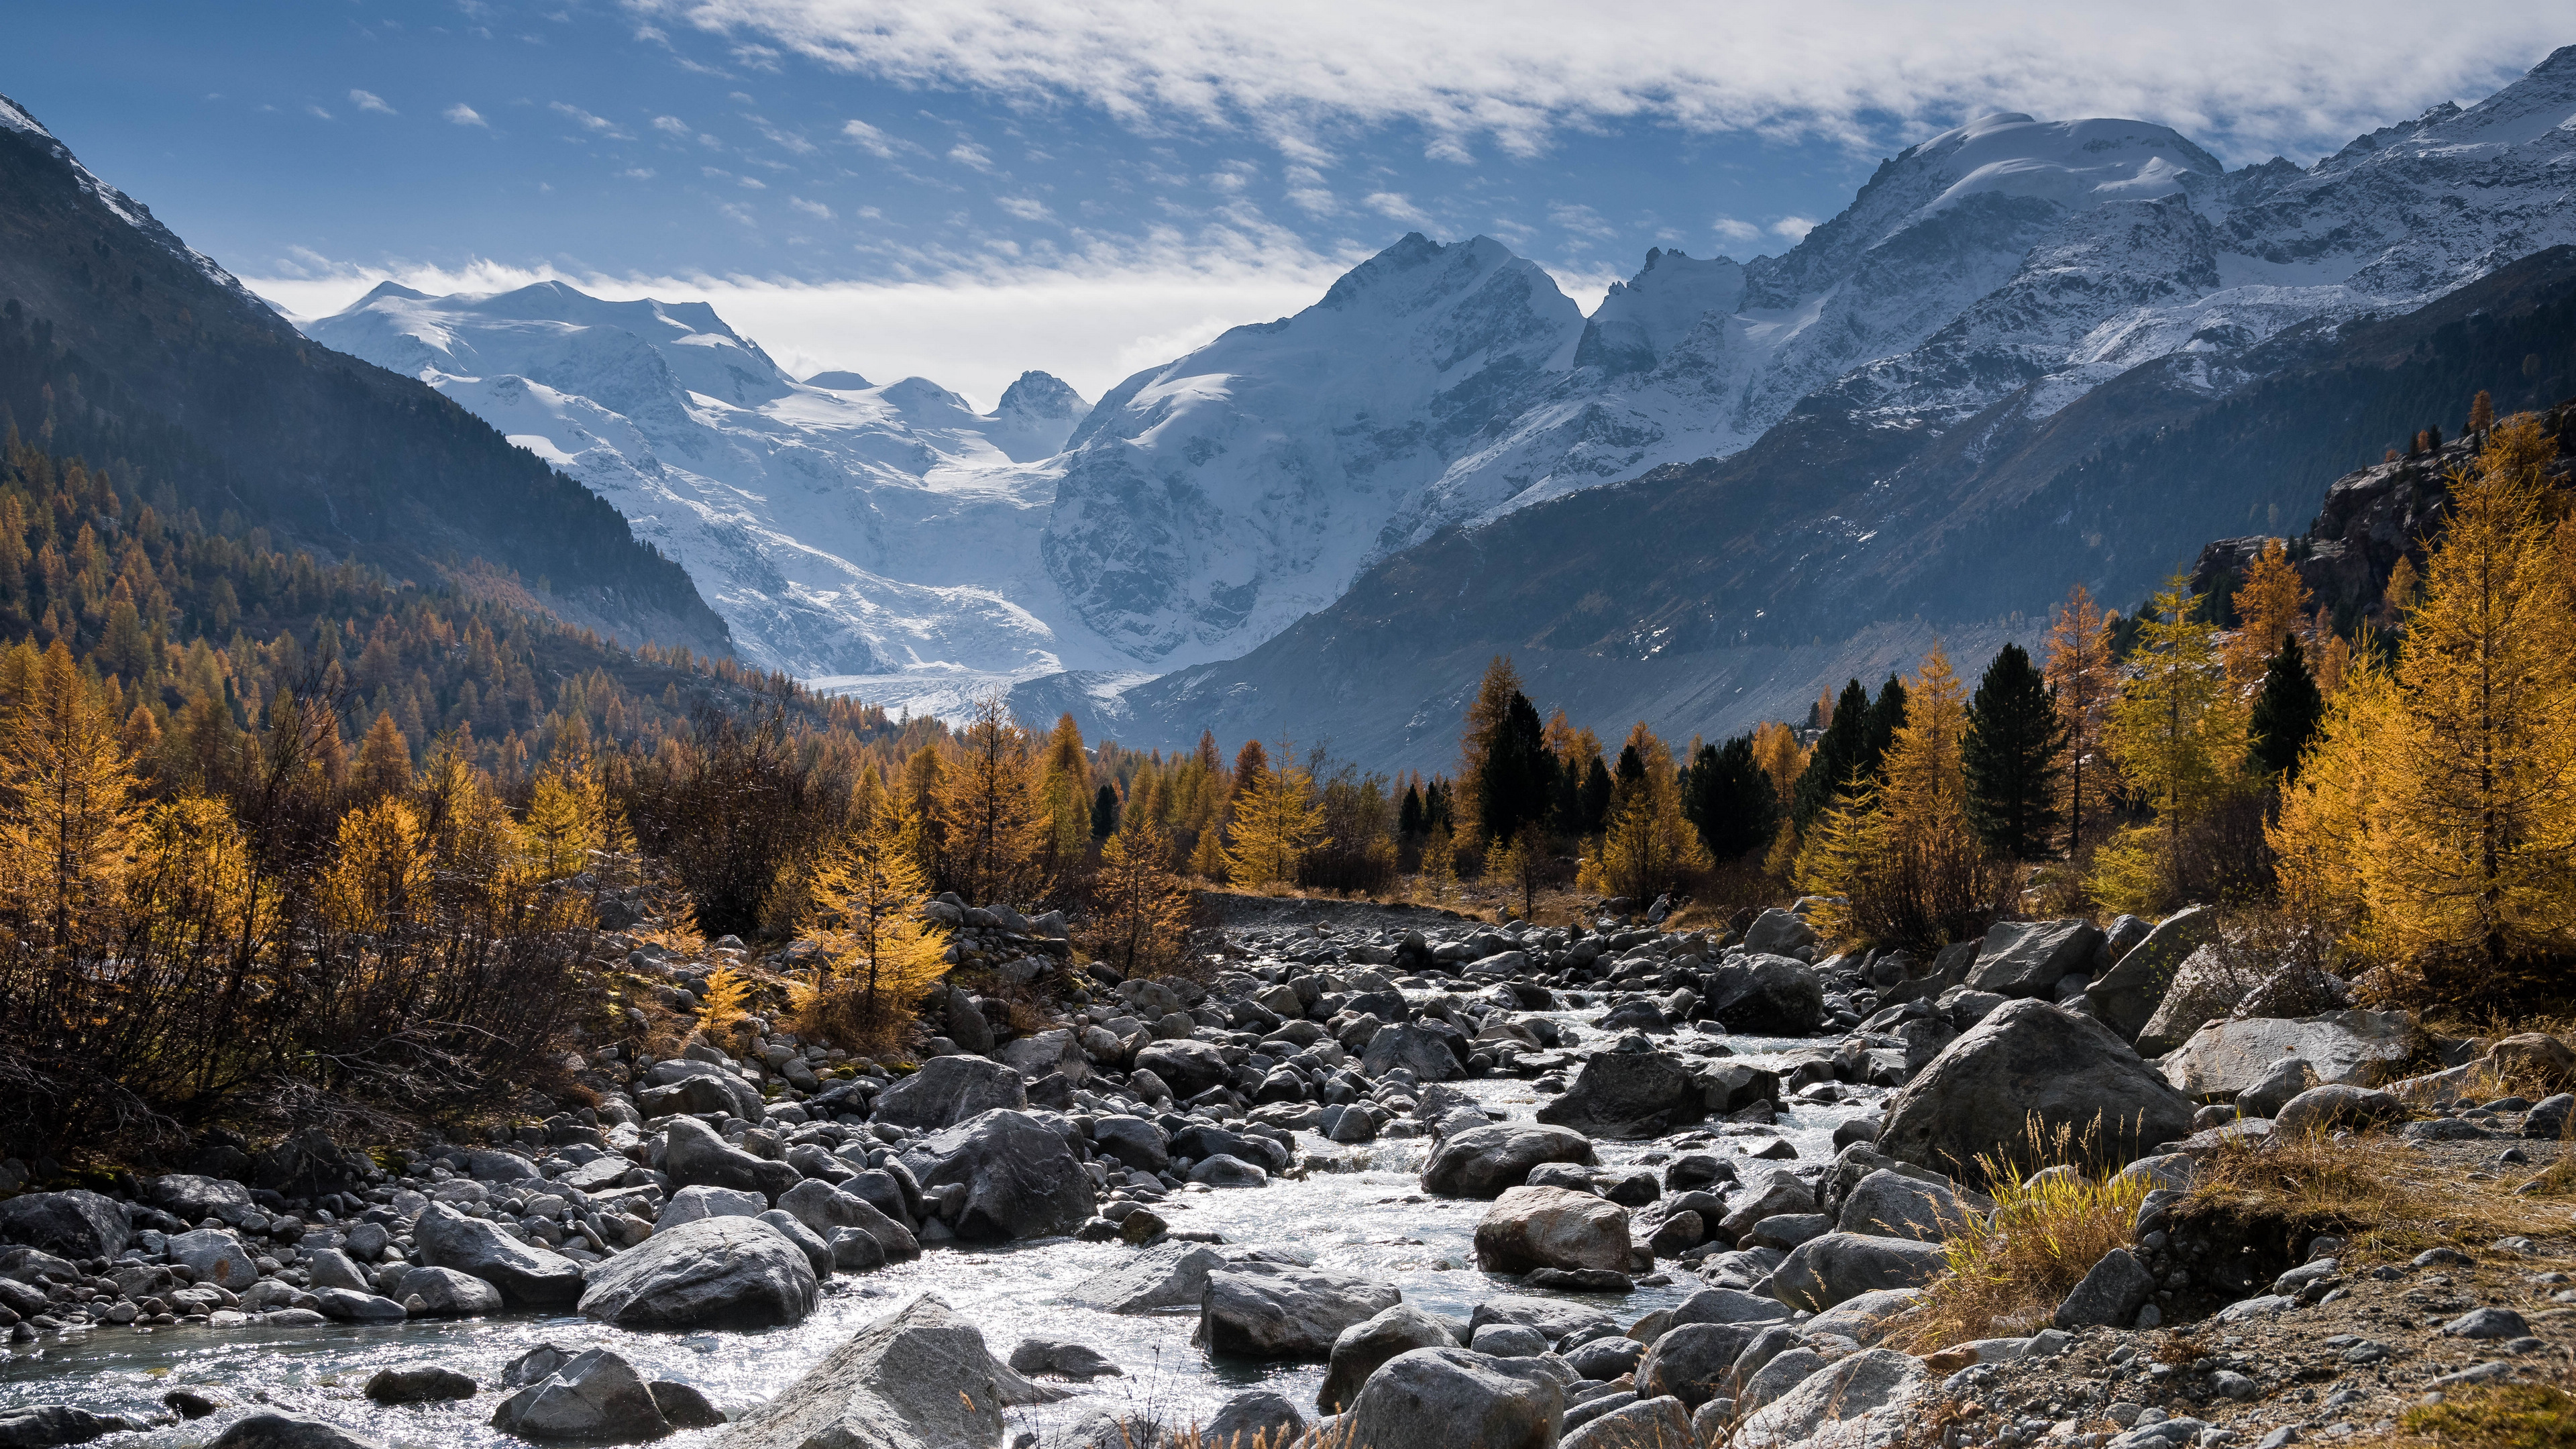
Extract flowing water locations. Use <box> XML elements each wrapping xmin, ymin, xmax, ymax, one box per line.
<box><xmin>0</xmin><ymin>1029</ymin><xmax>1873</xmax><ymax>1445</ymax></box>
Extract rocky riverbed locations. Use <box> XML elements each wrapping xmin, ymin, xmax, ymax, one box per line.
<box><xmin>3</xmin><ymin>897</ymin><xmax>2571</xmax><ymax>1449</ymax></box>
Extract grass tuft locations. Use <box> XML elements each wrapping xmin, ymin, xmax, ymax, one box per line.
<box><xmin>1894</xmin><ymin>1117</ymin><xmax>2151</xmax><ymax>1350</ymax></box>
<box><xmin>2397</xmin><ymin>1385</ymin><xmax>2576</xmax><ymax>1449</ymax></box>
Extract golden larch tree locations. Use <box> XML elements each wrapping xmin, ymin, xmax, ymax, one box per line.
<box><xmin>2044</xmin><ymin>584</ymin><xmax>2118</xmax><ymax>853</ymax></box>
<box><xmin>1579</xmin><ymin>724</ymin><xmax>1709</xmax><ymax>903</ymax></box>
<box><xmin>2094</xmin><ymin>576</ymin><xmax>2246</xmax><ymax>912</ymax></box>
<box><xmin>799</xmin><ymin>789</ymin><xmax>950</xmax><ymax>1042</ymax></box>
<box><xmin>1087</xmin><ymin>810</ymin><xmax>1195</xmax><ymax>976</ymax></box>
<box><xmin>0</xmin><ymin>641</ymin><xmax>140</xmax><ymax>947</ymax></box>
<box><xmin>938</xmin><ymin>695</ymin><xmax>1042</xmax><ymax>905</ymax></box>
<box><xmin>1225</xmin><ymin>741</ymin><xmax>1327</xmax><ymax>889</ymax></box>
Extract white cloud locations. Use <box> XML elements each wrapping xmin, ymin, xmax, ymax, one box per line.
<box><xmin>307</xmin><ymin>104</ymin><xmax>334</xmax><ymax>121</ymax></box>
<box><xmin>791</xmin><ymin>196</ymin><xmax>834</xmax><ymax>219</ymax></box>
<box><xmin>1710</xmin><ymin>216</ymin><xmax>1761</xmax><ymax>243</ymax></box>
<box><xmin>624</xmin><ymin>0</ymin><xmax>2565</xmax><ymax>164</ymax></box>
<box><xmin>1771</xmin><ymin>215</ymin><xmax>1818</xmax><ymax>240</ymax></box>
<box><xmin>621</xmin><ymin>167</ymin><xmax>659</xmax><ymax>179</ymax></box>
<box><xmin>947</xmin><ymin>141</ymin><xmax>995</xmax><ymax>171</ymax></box>
<box><xmin>1363</xmin><ymin>191</ymin><xmax>1430</xmax><ymax>226</ymax></box>
<box><xmin>1549</xmin><ymin>201</ymin><xmax>1616</xmax><ymax>240</ymax></box>
<box><xmin>550</xmin><ymin>101</ymin><xmax>633</xmax><ymax>138</ymax></box>
<box><xmin>653</xmin><ymin>114</ymin><xmax>690</xmax><ymax>134</ymax></box>
<box><xmin>841</xmin><ymin>117</ymin><xmax>898</xmax><ymax>156</ymax></box>
<box><xmin>444</xmin><ymin>103</ymin><xmax>488</xmax><ymax>127</ymax></box>
<box><xmin>349</xmin><ymin>89</ymin><xmax>395</xmax><ymax>115</ymax></box>
<box><xmin>739</xmin><ymin>176</ymin><xmax>768</xmax><ymax>189</ymax></box>
<box><xmin>996</xmin><ymin>195</ymin><xmax>1055</xmax><ymax>221</ymax></box>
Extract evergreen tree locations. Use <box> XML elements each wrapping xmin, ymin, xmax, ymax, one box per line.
<box><xmin>1398</xmin><ymin>784</ymin><xmax>1425</xmax><ymax>839</ymax></box>
<box><xmin>800</xmin><ymin>788</ymin><xmax>949</xmax><ymax>1040</ymax></box>
<box><xmin>1579</xmin><ymin>724</ymin><xmax>1711</xmax><ymax>902</ymax></box>
<box><xmin>938</xmin><ymin>695</ymin><xmax>1042</xmax><ymax>905</ymax></box>
<box><xmin>0</xmin><ymin>642</ymin><xmax>138</xmax><ymax>947</ymax></box>
<box><xmin>1682</xmin><ymin>733</ymin><xmax>1778</xmax><ymax>861</ymax></box>
<box><xmin>1091</xmin><ymin>782</ymin><xmax>1120</xmax><ymax>840</ymax></box>
<box><xmin>2248</xmin><ymin>635</ymin><xmax>2325</xmax><ymax>781</ymax></box>
<box><xmin>1459</xmin><ymin>656</ymin><xmax>1556</xmax><ymax>848</ymax></box>
<box><xmin>1578</xmin><ymin>756</ymin><xmax>1613</xmax><ymax>835</ymax></box>
<box><xmin>1860</xmin><ymin>674</ymin><xmax>1908</xmax><ymax>779</ymax></box>
<box><xmin>1038</xmin><ymin>714</ymin><xmax>1091</xmax><ymax>863</ymax></box>
<box><xmin>1962</xmin><ymin>643</ymin><xmax>2064</xmax><ymax>859</ymax></box>
<box><xmin>351</xmin><ymin>710</ymin><xmax>413</xmax><ymax>801</ymax></box>
<box><xmin>1792</xmin><ymin>679</ymin><xmax>1870</xmax><ymax>827</ymax></box>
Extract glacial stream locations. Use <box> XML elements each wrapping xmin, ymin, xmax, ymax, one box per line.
<box><xmin>0</xmin><ymin>1029</ymin><xmax>1864</xmax><ymax>1445</ymax></box>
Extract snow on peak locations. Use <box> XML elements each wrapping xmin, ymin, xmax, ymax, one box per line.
<box><xmin>1577</xmin><ymin>248</ymin><xmax>1746</xmax><ymax>374</ymax></box>
<box><xmin>0</xmin><ymin>91</ymin><xmax>54</xmax><ymax>140</ymax></box>
<box><xmin>985</xmin><ymin>372</ymin><xmax>1090</xmax><ymax>464</ymax></box>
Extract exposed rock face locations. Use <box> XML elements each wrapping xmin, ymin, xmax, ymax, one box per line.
<box><xmin>1339</xmin><ymin>1346</ymin><xmax>1565</xmax><ymax>1449</ymax></box>
<box><xmin>2134</xmin><ymin>945</ymin><xmax>2256</xmax><ymax>1057</ymax></box>
<box><xmin>1320</xmin><ymin>1303</ymin><xmax>1458</xmax><ymax>1413</ymax></box>
<box><xmin>2085</xmin><ymin>906</ymin><xmax>2217</xmax><ymax>1040</ymax></box>
<box><xmin>661</xmin><ymin>1118</ymin><xmax>800</xmax><ymax>1203</ymax></box>
<box><xmin>489</xmin><ymin>1349</ymin><xmax>671</xmax><ymax>1442</ymax></box>
<box><xmin>1421</xmin><ymin>1124</ymin><xmax>1597</xmax><ymax>1197</ymax></box>
<box><xmin>776</xmin><ymin>1179</ymin><xmax>920</xmax><ymax>1262</ymax></box>
<box><xmin>1771</xmin><ymin>1234</ymin><xmax>1951</xmax><ymax>1311</ymax></box>
<box><xmin>0</xmin><ymin>1191</ymin><xmax>129</xmax><ymax>1260</ymax></box>
<box><xmin>1064</xmin><ymin>1243</ymin><xmax>1230</xmax><ymax>1313</ymax></box>
<box><xmin>1966</xmin><ymin>920</ymin><xmax>2105</xmax><ymax>998</ymax></box>
<box><xmin>899</xmin><ymin>1109</ymin><xmax>1097</xmax><ymax>1242</ymax></box>
<box><xmin>714</xmin><ymin>1296</ymin><xmax>1057</xmax><ymax>1449</ymax></box>
<box><xmin>578</xmin><ymin>1217</ymin><xmax>819</xmax><ymax>1330</ymax></box>
<box><xmin>1533</xmin><ymin>1051</ymin><xmax>1705</xmax><ymax>1139</ymax></box>
<box><xmin>1878</xmin><ymin>1000</ymin><xmax>2197</xmax><ymax>1175</ymax></box>
<box><xmin>870</xmin><ymin>1057</ymin><xmax>1029</xmax><ymax>1131</ymax></box>
<box><xmin>2159</xmin><ymin>1011</ymin><xmax>2416</xmax><ymax>1099</ymax></box>
<box><xmin>1733</xmin><ymin>1348</ymin><xmax>1930</xmax><ymax>1449</ymax></box>
<box><xmin>1199</xmin><ymin>1263</ymin><xmax>1404</xmax><ymax>1360</ymax></box>
<box><xmin>413</xmin><ymin>1203</ymin><xmax>586</xmax><ymax>1309</ymax></box>
<box><xmin>1472</xmin><ymin>1187</ymin><xmax>1633</xmax><ymax>1274</ymax></box>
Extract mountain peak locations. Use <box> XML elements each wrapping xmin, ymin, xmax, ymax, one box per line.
<box><xmin>804</xmin><ymin>368</ymin><xmax>873</xmax><ymax>390</ymax></box>
<box><xmin>0</xmin><ymin>91</ymin><xmax>54</xmax><ymax>142</ymax></box>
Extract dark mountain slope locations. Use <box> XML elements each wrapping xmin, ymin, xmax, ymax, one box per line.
<box><xmin>0</xmin><ymin>97</ymin><xmax>729</xmax><ymax>655</ymax></box>
<box><xmin>1050</xmin><ymin>248</ymin><xmax>2576</xmax><ymax>769</ymax></box>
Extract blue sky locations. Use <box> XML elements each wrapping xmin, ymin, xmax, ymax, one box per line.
<box><xmin>11</xmin><ymin>1</ymin><xmax>2567</xmax><ymax>405</ymax></box>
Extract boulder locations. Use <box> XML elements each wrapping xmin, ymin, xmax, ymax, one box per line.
<box><xmin>1091</xmin><ymin>1116</ymin><xmax>1172</xmax><ymax>1172</ymax></box>
<box><xmin>776</xmin><ymin>1179</ymin><xmax>920</xmax><ymax>1261</ymax></box>
<box><xmin>900</xmin><ymin>1109</ymin><xmax>1097</xmax><ymax>1242</ymax></box>
<box><xmin>634</xmin><ymin>1059</ymin><xmax>764</xmax><ymax>1121</ymax></box>
<box><xmin>2159</xmin><ymin>1012</ymin><xmax>2416</xmax><ymax>1099</ymax></box>
<box><xmin>1320</xmin><ymin>1303</ymin><xmax>1456</xmax><ymax>1413</ymax></box>
<box><xmin>579</xmin><ymin>1216</ymin><xmax>818</xmax><ymax>1329</ymax></box>
<box><xmin>658</xmin><ymin>1183</ymin><xmax>767</xmax><ymax>1230</ymax></box>
<box><xmin>2274</xmin><ymin>1084</ymin><xmax>2407</xmax><ymax>1136</ymax></box>
<box><xmin>1132</xmin><ymin>1039</ymin><xmax>1232</xmax><ymax>1098</ymax></box>
<box><xmin>1473</xmin><ymin>1187</ymin><xmax>1631</xmax><ymax>1274</ymax></box>
<box><xmin>2054</xmin><ymin>1248</ymin><xmax>2155</xmax><ymax>1329</ymax></box>
<box><xmin>252</xmin><ymin>1128</ymin><xmax>374</xmax><ymax>1199</ymax></box>
<box><xmin>1638</xmin><ymin>1322</ymin><xmax>1765</xmax><ymax>1407</ymax></box>
<box><xmin>1199</xmin><ymin>1262</ymin><xmax>1403</xmax><ymax>1360</ymax></box>
<box><xmin>2133</xmin><ymin>944</ymin><xmax>2255</xmax><ymax>1057</ymax></box>
<box><xmin>305</xmin><ymin>1248</ymin><xmax>368</xmax><ymax>1292</ymax></box>
<box><xmin>649</xmin><ymin>1384</ymin><xmax>724</xmax><ymax>1430</ymax></box>
<box><xmin>0</xmin><ymin>1407</ymin><xmax>117</xmax><ymax>1449</ymax></box>
<box><xmin>1340</xmin><ymin>1348</ymin><xmax>1564</xmax><ymax>1449</ymax></box>
<box><xmin>205</xmin><ymin>1417</ymin><xmax>384</xmax><ymax>1449</ymax></box>
<box><xmin>315</xmin><ymin>1287</ymin><xmax>407</xmax><ymax>1322</ymax></box>
<box><xmin>2486</xmin><ymin>1034</ymin><xmax>2576</xmax><ymax>1096</ymax></box>
<box><xmin>1203</xmin><ymin>1391</ymin><xmax>1306</xmax><ymax>1449</ymax></box>
<box><xmin>0</xmin><ymin>1191</ymin><xmax>129</xmax><ymax>1260</ymax></box>
<box><xmin>1000</xmin><ymin>1028</ymin><xmax>1089</xmax><ymax>1084</ymax></box>
<box><xmin>1733</xmin><ymin>1348</ymin><xmax>1929</xmax><ymax>1449</ymax></box>
<box><xmin>145</xmin><ymin>1174</ymin><xmax>257</xmax><ymax>1225</ymax></box>
<box><xmin>1719</xmin><ymin>1170</ymin><xmax>1819</xmax><ymax>1242</ymax></box>
<box><xmin>365</xmin><ymin>1366</ymin><xmax>476</xmax><ymax>1404</ymax></box>
<box><xmin>413</xmin><ymin>1202</ymin><xmax>586</xmax><ymax>1309</ymax></box>
<box><xmin>1361</xmin><ymin>1024</ymin><xmax>1466</xmax><ymax>1083</ymax></box>
<box><xmin>2238</xmin><ymin>1057</ymin><xmax>2319</xmax><ymax>1120</ymax></box>
<box><xmin>392</xmin><ymin>1266</ymin><xmax>504</xmax><ymax>1317</ymax></box>
<box><xmin>1563</xmin><ymin>1395</ymin><xmax>1692</xmax><ymax>1449</ymax></box>
<box><xmin>1469</xmin><ymin>1295</ymin><xmax>1614</xmax><ymax>1342</ymax></box>
<box><xmin>1421</xmin><ymin>1124</ymin><xmax>1595</xmax><ymax>1198</ymax></box>
<box><xmin>661</xmin><ymin>1117</ymin><xmax>800</xmax><ymax>1203</ymax></box>
<box><xmin>1533</xmin><ymin>1051</ymin><xmax>1703</xmax><ymax>1139</ymax></box>
<box><xmin>1670</xmin><ymin>1287</ymin><xmax>1793</xmax><ymax>1326</ymax></box>
<box><xmin>490</xmin><ymin>1348</ymin><xmax>671</xmax><ymax>1442</ymax></box>
<box><xmin>166</xmin><ymin>1228</ymin><xmax>262</xmax><ymax>1291</ymax></box>
<box><xmin>1065</xmin><ymin>1242</ymin><xmax>1230</xmax><ymax>1313</ymax></box>
<box><xmin>1742</xmin><ymin>909</ymin><xmax>1817</xmax><ymax>956</ymax></box>
<box><xmin>1877</xmin><ymin>1000</ymin><xmax>2195</xmax><ymax>1177</ymax></box>
<box><xmin>1836</xmin><ymin>1169</ymin><xmax>1973</xmax><ymax>1242</ymax></box>
<box><xmin>1706</xmin><ymin>955</ymin><xmax>1827</xmax><ymax>1035</ymax></box>
<box><xmin>1007</xmin><ymin>1339</ymin><xmax>1123</xmax><ymax>1380</ymax></box>
<box><xmin>870</xmin><ymin>1055</ymin><xmax>1029</xmax><ymax>1130</ymax></box>
<box><xmin>1772</xmin><ymin>1234</ymin><xmax>1949</xmax><ymax>1311</ymax></box>
<box><xmin>1968</xmin><ymin>920</ymin><xmax>2106</xmax><ymax>1000</ymax></box>
<box><xmin>1803</xmin><ymin>1289</ymin><xmax>1924</xmax><ymax>1347</ymax></box>
<box><xmin>714</xmin><ymin>1295</ymin><xmax>1057</xmax><ymax>1449</ymax></box>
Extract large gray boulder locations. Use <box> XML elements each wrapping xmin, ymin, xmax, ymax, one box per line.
<box><xmin>1638</xmin><ymin>1322</ymin><xmax>1766</xmax><ymax>1407</ymax></box>
<box><xmin>1966</xmin><ymin>920</ymin><xmax>2105</xmax><ymax>999</ymax></box>
<box><xmin>2054</xmin><ymin>1248</ymin><xmax>2155</xmax><ymax>1328</ymax></box>
<box><xmin>166</xmin><ymin>1228</ymin><xmax>262</xmax><ymax>1290</ymax></box>
<box><xmin>205</xmin><ymin>1417</ymin><xmax>384</xmax><ymax>1449</ymax></box>
<box><xmin>2275</xmin><ymin>1083</ymin><xmax>2408</xmax><ymax>1135</ymax></box>
<box><xmin>1836</xmin><ymin>1170</ymin><xmax>1973</xmax><ymax>1242</ymax></box>
<box><xmin>776</xmin><ymin>1179</ymin><xmax>919</xmax><ymax>1261</ymax></box>
<box><xmin>2159</xmin><ymin>1011</ymin><xmax>2416</xmax><ymax>1099</ymax></box>
<box><xmin>1064</xmin><ymin>1242</ymin><xmax>1229</xmax><ymax>1313</ymax></box>
<box><xmin>1733</xmin><ymin>1348</ymin><xmax>1930</xmax><ymax>1449</ymax></box>
<box><xmin>413</xmin><ymin>1203</ymin><xmax>586</xmax><ymax>1309</ymax></box>
<box><xmin>1706</xmin><ymin>955</ymin><xmax>1826</xmax><ymax>1035</ymax></box>
<box><xmin>716</xmin><ymin>1295</ymin><xmax>1057</xmax><ymax>1449</ymax></box>
<box><xmin>1563</xmin><ymin>1396</ymin><xmax>1693</xmax><ymax>1449</ymax></box>
<box><xmin>657</xmin><ymin>1183</ymin><xmax>765</xmax><ymax>1230</ymax></box>
<box><xmin>2133</xmin><ymin>944</ymin><xmax>2255</xmax><ymax>1056</ymax></box>
<box><xmin>2085</xmin><ymin>906</ymin><xmax>2216</xmax><ymax>1040</ymax></box>
<box><xmin>661</xmin><ymin>1118</ymin><xmax>800</xmax><ymax>1203</ymax></box>
<box><xmin>578</xmin><ymin>1216</ymin><xmax>818</xmax><ymax>1329</ymax></box>
<box><xmin>1361</xmin><ymin>1024</ymin><xmax>1465</xmax><ymax>1082</ymax></box>
<box><xmin>1742</xmin><ymin>909</ymin><xmax>1817</xmax><ymax>956</ymax></box>
<box><xmin>1421</xmin><ymin>1124</ymin><xmax>1595</xmax><ymax>1198</ymax></box>
<box><xmin>0</xmin><ymin>1191</ymin><xmax>129</xmax><ymax>1260</ymax></box>
<box><xmin>1199</xmin><ymin>1263</ymin><xmax>1403</xmax><ymax>1360</ymax></box>
<box><xmin>1340</xmin><ymin>1348</ymin><xmax>1564</xmax><ymax>1449</ymax></box>
<box><xmin>869</xmin><ymin>1055</ymin><xmax>1028</xmax><ymax>1130</ymax></box>
<box><xmin>1132</xmin><ymin>1038</ymin><xmax>1231</xmax><ymax>1098</ymax></box>
<box><xmin>145</xmin><ymin>1174</ymin><xmax>256</xmax><ymax>1226</ymax></box>
<box><xmin>900</xmin><ymin>1109</ymin><xmax>1096</xmax><ymax>1242</ymax></box>
<box><xmin>1472</xmin><ymin>1187</ymin><xmax>1631</xmax><ymax>1274</ymax></box>
<box><xmin>0</xmin><ymin>1406</ymin><xmax>118</xmax><ymax>1449</ymax></box>
<box><xmin>1203</xmin><ymin>1391</ymin><xmax>1307</xmax><ymax>1449</ymax></box>
<box><xmin>1320</xmin><ymin>1303</ymin><xmax>1456</xmax><ymax>1413</ymax></box>
<box><xmin>1877</xmin><ymin>1000</ymin><xmax>2196</xmax><ymax>1176</ymax></box>
<box><xmin>1533</xmin><ymin>1050</ymin><xmax>1703</xmax><ymax>1139</ymax></box>
<box><xmin>635</xmin><ymin>1059</ymin><xmax>764</xmax><ymax>1121</ymax></box>
<box><xmin>1771</xmin><ymin>1234</ymin><xmax>1949</xmax><ymax>1311</ymax></box>
<box><xmin>489</xmin><ymin>1349</ymin><xmax>670</xmax><ymax>1442</ymax></box>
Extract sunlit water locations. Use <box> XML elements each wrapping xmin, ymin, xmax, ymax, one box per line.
<box><xmin>1</xmin><ymin>1028</ymin><xmax>1876</xmax><ymax>1444</ymax></box>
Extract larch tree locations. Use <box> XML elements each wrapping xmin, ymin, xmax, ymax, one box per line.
<box><xmin>1962</xmin><ymin>642</ymin><xmax>2064</xmax><ymax>859</ymax></box>
<box><xmin>1750</xmin><ymin>722</ymin><xmax>1807</xmax><ymax>811</ymax></box>
<box><xmin>2223</xmin><ymin>539</ymin><xmax>2314</xmax><ymax>689</ymax></box>
<box><xmin>1224</xmin><ymin>741</ymin><xmax>1327</xmax><ymax>890</ymax></box>
<box><xmin>2098</xmin><ymin>576</ymin><xmax>2247</xmax><ymax>912</ymax></box>
<box><xmin>319</xmin><ymin>796</ymin><xmax>433</xmax><ymax>936</ymax></box>
<box><xmin>0</xmin><ymin>642</ymin><xmax>140</xmax><ymax>948</ymax></box>
<box><xmin>1792</xmin><ymin>679</ymin><xmax>1872</xmax><ymax>828</ymax></box>
<box><xmin>1087</xmin><ymin>808</ymin><xmax>1193</xmax><ymax>975</ymax></box>
<box><xmin>1580</xmin><ymin>726</ymin><xmax>1709</xmax><ymax>903</ymax></box>
<box><xmin>1803</xmin><ymin>645</ymin><xmax>1995</xmax><ymax>947</ymax></box>
<box><xmin>799</xmin><ymin>788</ymin><xmax>949</xmax><ymax>1040</ymax></box>
<box><xmin>938</xmin><ymin>695</ymin><xmax>1043</xmax><ymax>906</ymax></box>
<box><xmin>351</xmin><ymin>710</ymin><xmax>413</xmax><ymax>802</ymax></box>
<box><xmin>1037</xmin><ymin>714</ymin><xmax>1092</xmax><ymax>865</ymax></box>
<box><xmin>2044</xmin><ymin>584</ymin><xmax>2118</xmax><ymax>853</ymax></box>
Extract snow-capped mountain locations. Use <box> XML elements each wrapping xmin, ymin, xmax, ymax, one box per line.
<box><xmin>306</xmin><ymin>282</ymin><xmax>1102</xmax><ymax>691</ymax></box>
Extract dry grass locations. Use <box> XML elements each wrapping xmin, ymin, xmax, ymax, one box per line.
<box><xmin>2394</xmin><ymin>1384</ymin><xmax>2576</xmax><ymax>1449</ymax></box>
<box><xmin>1893</xmin><ymin>1119</ymin><xmax>2152</xmax><ymax>1350</ymax></box>
<box><xmin>2178</xmin><ymin>1126</ymin><xmax>2563</xmax><ymax>1264</ymax></box>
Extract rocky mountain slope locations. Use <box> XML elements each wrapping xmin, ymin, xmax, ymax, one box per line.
<box><xmin>304</xmin><ymin>283</ymin><xmax>1096</xmax><ymax>686</ymax></box>
<box><xmin>0</xmin><ymin>94</ymin><xmax>728</xmax><ymax>655</ymax></box>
